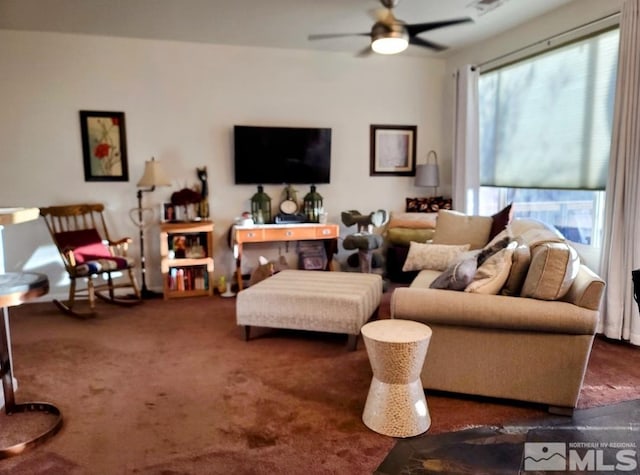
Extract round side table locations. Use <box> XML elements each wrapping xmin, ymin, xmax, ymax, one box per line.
<box><xmin>0</xmin><ymin>272</ymin><xmax>63</xmax><ymax>459</ymax></box>
<box><xmin>361</xmin><ymin>319</ymin><xmax>432</xmax><ymax>438</ymax></box>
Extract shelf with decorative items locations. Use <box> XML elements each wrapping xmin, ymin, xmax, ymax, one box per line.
<box><xmin>160</xmin><ymin>221</ymin><xmax>214</xmax><ymax>299</ymax></box>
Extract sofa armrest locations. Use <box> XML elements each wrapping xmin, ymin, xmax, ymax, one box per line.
<box><xmin>561</xmin><ymin>264</ymin><xmax>605</xmax><ymax>311</ymax></box>
<box><xmin>391</xmin><ymin>287</ymin><xmax>598</xmax><ymax>335</ymax></box>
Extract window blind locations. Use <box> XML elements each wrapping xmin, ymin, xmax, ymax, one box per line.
<box><xmin>479</xmin><ymin>28</ymin><xmax>619</xmax><ymax>190</ymax></box>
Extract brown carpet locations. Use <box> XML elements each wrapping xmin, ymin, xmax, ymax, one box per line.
<box><xmin>0</xmin><ymin>288</ymin><xmax>638</xmax><ymax>474</ymax></box>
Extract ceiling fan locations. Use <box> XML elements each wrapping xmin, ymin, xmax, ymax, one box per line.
<box><xmin>308</xmin><ymin>0</ymin><xmax>473</xmax><ymax>56</ymax></box>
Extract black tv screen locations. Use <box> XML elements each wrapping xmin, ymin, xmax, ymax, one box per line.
<box><xmin>234</xmin><ymin>125</ymin><xmax>332</xmax><ymax>184</ymax></box>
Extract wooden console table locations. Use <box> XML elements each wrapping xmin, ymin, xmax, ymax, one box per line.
<box><xmin>233</xmin><ymin>223</ymin><xmax>339</xmax><ymax>291</ymax></box>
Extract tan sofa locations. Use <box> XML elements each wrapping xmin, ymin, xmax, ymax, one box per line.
<box><xmin>390</xmin><ymin>212</ymin><xmax>605</xmax><ymax>413</ymax></box>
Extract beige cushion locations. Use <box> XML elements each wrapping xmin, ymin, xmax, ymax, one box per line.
<box><xmin>465</xmin><ymin>244</ymin><xmax>515</xmax><ymax>295</ymax></box>
<box><xmin>518</xmin><ymin>227</ymin><xmax>565</xmax><ymax>248</ymax></box>
<box><xmin>402</xmin><ymin>241</ymin><xmax>470</xmax><ymax>272</ymax></box>
<box><xmin>236</xmin><ymin>270</ymin><xmax>383</xmax><ymax>335</ymax></box>
<box><xmin>386</xmin><ymin>228</ymin><xmax>435</xmax><ymax>246</ymax></box>
<box><xmin>501</xmin><ymin>243</ymin><xmax>531</xmax><ymax>296</ymax></box>
<box><xmin>432</xmin><ymin>210</ymin><xmax>493</xmax><ymax>250</ymax></box>
<box><xmin>388</xmin><ymin>212</ymin><xmax>437</xmax><ymax>229</ymax></box>
<box><xmin>409</xmin><ymin>269</ymin><xmax>441</xmax><ymax>288</ymax></box>
<box><xmin>521</xmin><ymin>242</ymin><xmax>579</xmax><ymax>300</ymax></box>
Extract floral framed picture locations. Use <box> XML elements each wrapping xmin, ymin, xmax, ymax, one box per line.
<box><xmin>80</xmin><ymin>110</ymin><xmax>129</xmax><ymax>182</ymax></box>
<box><xmin>370</xmin><ymin>124</ymin><xmax>417</xmax><ymax>176</ymax></box>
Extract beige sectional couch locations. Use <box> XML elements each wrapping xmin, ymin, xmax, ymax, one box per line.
<box><xmin>390</xmin><ymin>210</ymin><xmax>605</xmax><ymax>413</ymax></box>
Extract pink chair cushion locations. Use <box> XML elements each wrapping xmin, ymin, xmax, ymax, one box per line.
<box><xmin>54</xmin><ymin>229</ymin><xmax>128</xmax><ymax>268</ymax></box>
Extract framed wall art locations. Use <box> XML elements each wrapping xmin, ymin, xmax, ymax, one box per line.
<box><xmin>370</xmin><ymin>124</ymin><xmax>417</xmax><ymax>176</ymax></box>
<box><xmin>80</xmin><ymin>110</ymin><xmax>129</xmax><ymax>182</ymax></box>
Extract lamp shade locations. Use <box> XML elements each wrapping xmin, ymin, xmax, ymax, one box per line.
<box><xmin>137</xmin><ymin>157</ymin><xmax>172</xmax><ymax>188</ymax></box>
<box><xmin>414</xmin><ymin>164</ymin><xmax>439</xmax><ymax>188</ymax></box>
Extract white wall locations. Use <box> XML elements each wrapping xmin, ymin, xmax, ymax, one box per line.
<box><xmin>0</xmin><ymin>30</ymin><xmax>445</xmax><ymax>299</ymax></box>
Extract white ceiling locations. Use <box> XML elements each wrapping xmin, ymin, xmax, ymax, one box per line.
<box><xmin>0</xmin><ymin>0</ymin><xmax>574</xmax><ymax>57</ymax></box>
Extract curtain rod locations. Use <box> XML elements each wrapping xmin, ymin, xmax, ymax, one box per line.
<box><xmin>476</xmin><ymin>10</ymin><xmax>621</xmax><ymax>71</ymax></box>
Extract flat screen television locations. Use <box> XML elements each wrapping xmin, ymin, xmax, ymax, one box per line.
<box><xmin>234</xmin><ymin>125</ymin><xmax>332</xmax><ymax>184</ymax></box>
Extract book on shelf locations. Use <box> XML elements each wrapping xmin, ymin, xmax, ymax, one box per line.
<box><xmin>168</xmin><ymin>266</ymin><xmax>209</xmax><ymax>291</ymax></box>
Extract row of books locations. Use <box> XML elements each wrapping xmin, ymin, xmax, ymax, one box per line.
<box><xmin>167</xmin><ymin>266</ymin><xmax>209</xmax><ymax>292</ymax></box>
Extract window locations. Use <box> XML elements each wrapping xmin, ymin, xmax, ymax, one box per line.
<box><xmin>478</xmin><ymin>27</ymin><xmax>619</xmax><ymax>248</ymax></box>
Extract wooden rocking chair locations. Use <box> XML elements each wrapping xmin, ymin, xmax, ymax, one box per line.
<box><xmin>40</xmin><ymin>203</ymin><xmax>142</xmax><ymax>318</ymax></box>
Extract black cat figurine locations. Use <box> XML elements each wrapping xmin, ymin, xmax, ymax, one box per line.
<box><xmin>196</xmin><ymin>166</ymin><xmax>209</xmax><ymax>218</ymax></box>
<box><xmin>197</xmin><ymin>166</ymin><xmax>208</xmax><ymax>199</ymax></box>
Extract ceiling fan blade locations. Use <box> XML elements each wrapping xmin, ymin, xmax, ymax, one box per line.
<box><xmin>409</xmin><ymin>36</ymin><xmax>447</xmax><ymax>52</ymax></box>
<box><xmin>356</xmin><ymin>45</ymin><xmax>373</xmax><ymax>57</ymax></box>
<box><xmin>406</xmin><ymin>17</ymin><xmax>473</xmax><ymax>36</ymax></box>
<box><xmin>308</xmin><ymin>32</ymin><xmax>370</xmax><ymax>41</ymax></box>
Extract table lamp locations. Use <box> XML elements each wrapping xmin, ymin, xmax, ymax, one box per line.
<box><xmin>133</xmin><ymin>157</ymin><xmax>172</xmax><ymax>298</ymax></box>
<box><xmin>415</xmin><ymin>150</ymin><xmax>440</xmax><ymax>197</ymax></box>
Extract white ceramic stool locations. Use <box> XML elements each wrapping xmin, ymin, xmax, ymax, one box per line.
<box><xmin>361</xmin><ymin>319</ymin><xmax>432</xmax><ymax>438</ymax></box>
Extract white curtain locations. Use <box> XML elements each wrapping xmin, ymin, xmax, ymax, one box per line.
<box><xmin>452</xmin><ymin>65</ymin><xmax>480</xmax><ymax>214</ymax></box>
<box><xmin>599</xmin><ymin>0</ymin><xmax>640</xmax><ymax>345</ymax></box>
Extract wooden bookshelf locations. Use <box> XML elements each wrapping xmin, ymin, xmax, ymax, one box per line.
<box><xmin>160</xmin><ymin>221</ymin><xmax>214</xmax><ymax>299</ymax></box>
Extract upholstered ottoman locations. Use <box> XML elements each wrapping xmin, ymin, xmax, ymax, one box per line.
<box><xmin>236</xmin><ymin>270</ymin><xmax>383</xmax><ymax>350</ymax></box>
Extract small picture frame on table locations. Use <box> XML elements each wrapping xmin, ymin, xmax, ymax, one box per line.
<box><xmin>163</xmin><ymin>203</ymin><xmax>177</xmax><ymax>222</ymax></box>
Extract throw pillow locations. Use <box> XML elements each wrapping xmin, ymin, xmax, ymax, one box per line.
<box><xmin>465</xmin><ymin>243</ymin><xmax>516</xmax><ymax>295</ymax></box>
<box><xmin>429</xmin><ymin>256</ymin><xmax>478</xmax><ymax>291</ymax></box>
<box><xmin>520</xmin><ymin>242</ymin><xmax>579</xmax><ymax>300</ymax></box>
<box><xmin>501</xmin><ymin>242</ymin><xmax>532</xmax><ymax>296</ymax></box>
<box><xmin>405</xmin><ymin>197</ymin><xmax>453</xmax><ymax>213</ymax></box>
<box><xmin>517</xmin><ymin>227</ymin><xmax>565</xmax><ymax>249</ymax></box>
<box><xmin>402</xmin><ymin>241</ymin><xmax>471</xmax><ymax>272</ymax></box>
<box><xmin>54</xmin><ymin>229</ymin><xmax>109</xmax><ymax>263</ymax></box>
<box><xmin>488</xmin><ymin>203</ymin><xmax>514</xmax><ymax>241</ymax></box>
<box><xmin>388</xmin><ymin>212</ymin><xmax>438</xmax><ymax>229</ymax></box>
<box><xmin>432</xmin><ymin>210</ymin><xmax>493</xmax><ymax>250</ymax></box>
<box><xmin>477</xmin><ymin>236</ymin><xmax>511</xmax><ymax>267</ymax></box>
<box><xmin>385</xmin><ymin>228</ymin><xmax>435</xmax><ymax>247</ymax></box>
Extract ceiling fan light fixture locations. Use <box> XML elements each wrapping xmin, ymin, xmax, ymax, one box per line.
<box><xmin>371</xmin><ymin>23</ymin><xmax>408</xmax><ymax>54</ymax></box>
<box><xmin>309</xmin><ymin>0</ymin><xmax>468</xmax><ymax>55</ymax></box>
<box><xmin>372</xmin><ymin>36</ymin><xmax>408</xmax><ymax>54</ymax></box>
